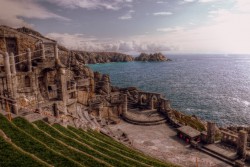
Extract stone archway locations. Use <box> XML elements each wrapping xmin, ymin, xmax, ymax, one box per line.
<box><xmin>38</xmin><ymin>68</ymin><xmax>58</xmax><ymax>99</ymax></box>
<box><xmin>140</xmin><ymin>94</ymin><xmax>147</xmax><ymax>105</ymax></box>
<box><xmin>150</xmin><ymin>95</ymin><xmax>158</xmax><ymax>109</ymax></box>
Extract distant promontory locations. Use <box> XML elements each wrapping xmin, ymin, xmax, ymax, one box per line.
<box><xmin>73</xmin><ymin>51</ymin><xmax>170</xmax><ymax>64</ymax></box>
<box><xmin>135</xmin><ymin>52</ymin><xmax>171</xmax><ymax>62</ymax></box>
<box><xmin>73</xmin><ymin>51</ymin><xmax>134</xmax><ymax>64</ymax></box>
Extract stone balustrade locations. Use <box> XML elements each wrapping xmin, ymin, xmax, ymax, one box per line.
<box><xmin>221</xmin><ymin>130</ymin><xmax>238</xmax><ymax>146</ymax></box>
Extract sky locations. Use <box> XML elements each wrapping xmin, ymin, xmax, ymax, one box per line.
<box><xmin>0</xmin><ymin>0</ymin><xmax>250</xmax><ymax>54</ymax></box>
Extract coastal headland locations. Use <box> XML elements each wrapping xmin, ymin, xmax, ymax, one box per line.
<box><xmin>0</xmin><ymin>25</ymin><xmax>249</xmax><ymax>167</ymax></box>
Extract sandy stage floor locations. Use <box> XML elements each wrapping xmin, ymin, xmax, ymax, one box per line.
<box><xmin>110</xmin><ymin>121</ymin><xmax>232</xmax><ymax>167</ymax></box>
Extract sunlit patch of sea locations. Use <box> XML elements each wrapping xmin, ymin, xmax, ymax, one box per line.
<box><xmin>88</xmin><ymin>54</ymin><xmax>250</xmax><ymax>126</ymax></box>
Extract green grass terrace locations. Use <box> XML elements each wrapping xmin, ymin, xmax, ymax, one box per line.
<box><xmin>0</xmin><ymin>113</ymin><xmax>179</xmax><ymax>167</ymax></box>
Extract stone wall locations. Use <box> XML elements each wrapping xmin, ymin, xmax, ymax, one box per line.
<box><xmin>0</xmin><ymin>26</ymin><xmax>38</xmax><ymax>55</ymax></box>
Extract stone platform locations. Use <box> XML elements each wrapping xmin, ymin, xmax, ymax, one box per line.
<box><xmin>203</xmin><ymin>143</ymin><xmax>238</xmax><ymax>161</ymax></box>
<box><xmin>123</xmin><ymin>108</ymin><xmax>167</xmax><ymax>125</ymax></box>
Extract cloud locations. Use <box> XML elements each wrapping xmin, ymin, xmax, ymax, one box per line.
<box><xmin>183</xmin><ymin>0</ymin><xmax>195</xmax><ymax>2</ymax></box>
<box><xmin>156</xmin><ymin>1</ymin><xmax>168</xmax><ymax>4</ymax></box>
<box><xmin>181</xmin><ymin>0</ymin><xmax>222</xmax><ymax>3</ymax></box>
<box><xmin>45</xmin><ymin>0</ymin><xmax>250</xmax><ymax>54</ymax></box>
<box><xmin>235</xmin><ymin>0</ymin><xmax>250</xmax><ymax>12</ymax></box>
<box><xmin>157</xmin><ymin>26</ymin><xmax>184</xmax><ymax>32</ymax></box>
<box><xmin>153</xmin><ymin>12</ymin><xmax>172</xmax><ymax>16</ymax></box>
<box><xmin>119</xmin><ymin>10</ymin><xmax>135</xmax><ymax>20</ymax></box>
<box><xmin>46</xmin><ymin>0</ymin><xmax>133</xmax><ymax>10</ymax></box>
<box><xmin>0</xmin><ymin>0</ymin><xmax>69</xmax><ymax>27</ymax></box>
<box><xmin>198</xmin><ymin>0</ymin><xmax>222</xmax><ymax>2</ymax></box>
<box><xmin>46</xmin><ymin>32</ymin><xmax>177</xmax><ymax>53</ymax></box>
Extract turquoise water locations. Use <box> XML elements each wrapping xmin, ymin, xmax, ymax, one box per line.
<box><xmin>88</xmin><ymin>54</ymin><xmax>250</xmax><ymax>126</ymax></box>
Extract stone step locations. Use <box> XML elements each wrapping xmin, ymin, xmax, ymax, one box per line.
<box><xmin>198</xmin><ymin>147</ymin><xmax>235</xmax><ymax>166</ymax></box>
<box><xmin>0</xmin><ymin>111</ymin><xmax>18</xmax><ymax>119</ymax></box>
<box><xmin>123</xmin><ymin>116</ymin><xmax>167</xmax><ymax>126</ymax></box>
<box><xmin>22</xmin><ymin>113</ymin><xmax>47</xmax><ymax>122</ymax></box>
<box><xmin>202</xmin><ymin>144</ymin><xmax>238</xmax><ymax>161</ymax></box>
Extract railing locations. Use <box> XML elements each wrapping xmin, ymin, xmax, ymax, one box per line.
<box><xmin>221</xmin><ymin>130</ymin><xmax>238</xmax><ymax>146</ymax></box>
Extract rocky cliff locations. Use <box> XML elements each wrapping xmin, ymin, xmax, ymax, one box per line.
<box><xmin>72</xmin><ymin>51</ymin><xmax>171</xmax><ymax>64</ymax></box>
<box><xmin>73</xmin><ymin>51</ymin><xmax>134</xmax><ymax>64</ymax></box>
<box><xmin>135</xmin><ymin>52</ymin><xmax>170</xmax><ymax>62</ymax></box>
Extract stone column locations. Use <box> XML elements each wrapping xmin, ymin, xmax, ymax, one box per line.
<box><xmin>10</xmin><ymin>53</ymin><xmax>16</xmax><ymax>75</ymax></box>
<box><xmin>58</xmin><ymin>68</ymin><xmax>67</xmax><ymax>114</ymax></box>
<box><xmin>237</xmin><ymin>130</ymin><xmax>247</xmax><ymax>159</ymax></box>
<box><xmin>4</xmin><ymin>52</ymin><xmax>11</xmax><ymax>77</ymax></box>
<box><xmin>207</xmin><ymin>122</ymin><xmax>216</xmax><ymax>144</ymax></box>
<box><xmin>123</xmin><ymin>94</ymin><xmax>127</xmax><ymax>114</ymax></box>
<box><xmin>4</xmin><ymin>52</ymin><xmax>12</xmax><ymax>93</ymax></box>
<box><xmin>10</xmin><ymin>53</ymin><xmax>18</xmax><ymax>114</ymax></box>
<box><xmin>54</xmin><ymin>44</ymin><xmax>59</xmax><ymax>59</ymax></box>
<box><xmin>27</xmin><ymin>48</ymin><xmax>32</xmax><ymax>72</ymax></box>
<box><xmin>41</xmin><ymin>43</ymin><xmax>45</xmax><ymax>60</ymax></box>
<box><xmin>165</xmin><ymin>100</ymin><xmax>171</xmax><ymax>110</ymax></box>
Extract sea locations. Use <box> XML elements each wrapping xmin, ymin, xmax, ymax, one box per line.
<box><xmin>88</xmin><ymin>54</ymin><xmax>250</xmax><ymax>127</ymax></box>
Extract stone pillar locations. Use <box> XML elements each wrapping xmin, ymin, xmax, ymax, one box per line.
<box><xmin>123</xmin><ymin>94</ymin><xmax>127</xmax><ymax>114</ymax></box>
<box><xmin>10</xmin><ymin>53</ymin><xmax>18</xmax><ymax>114</ymax></box>
<box><xmin>207</xmin><ymin>122</ymin><xmax>216</xmax><ymax>144</ymax></box>
<box><xmin>27</xmin><ymin>48</ymin><xmax>32</xmax><ymax>72</ymax></box>
<box><xmin>165</xmin><ymin>100</ymin><xmax>171</xmax><ymax>110</ymax></box>
<box><xmin>54</xmin><ymin>44</ymin><xmax>59</xmax><ymax>59</ymax></box>
<box><xmin>41</xmin><ymin>43</ymin><xmax>45</xmax><ymax>60</ymax></box>
<box><xmin>10</xmin><ymin>53</ymin><xmax>16</xmax><ymax>75</ymax></box>
<box><xmin>150</xmin><ymin>98</ymin><xmax>154</xmax><ymax>110</ymax></box>
<box><xmin>4</xmin><ymin>52</ymin><xmax>11</xmax><ymax>77</ymax></box>
<box><xmin>4</xmin><ymin>52</ymin><xmax>12</xmax><ymax>92</ymax></box>
<box><xmin>237</xmin><ymin>130</ymin><xmax>247</xmax><ymax>159</ymax></box>
<box><xmin>58</xmin><ymin>68</ymin><xmax>67</xmax><ymax>114</ymax></box>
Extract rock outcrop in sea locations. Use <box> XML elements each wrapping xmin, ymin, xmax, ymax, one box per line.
<box><xmin>1</xmin><ymin>25</ymin><xmax>250</xmax><ymax>166</ymax></box>
<box><xmin>135</xmin><ymin>52</ymin><xmax>170</xmax><ymax>62</ymax></box>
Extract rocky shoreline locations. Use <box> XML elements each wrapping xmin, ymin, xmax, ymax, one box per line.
<box><xmin>1</xmin><ymin>25</ymin><xmax>250</xmax><ymax>166</ymax></box>
<box><xmin>73</xmin><ymin>50</ymin><xmax>170</xmax><ymax>64</ymax></box>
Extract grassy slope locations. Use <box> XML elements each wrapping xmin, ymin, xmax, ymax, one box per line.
<box><xmin>34</xmin><ymin>120</ymin><xmax>125</xmax><ymax>167</ymax></box>
<box><xmin>0</xmin><ymin>113</ymin><xmax>179</xmax><ymax>167</ymax></box>
<box><xmin>0</xmin><ymin>136</ymin><xmax>48</xmax><ymax>167</ymax></box>
<box><xmin>13</xmin><ymin>117</ymin><xmax>110</xmax><ymax>167</ymax></box>
<box><xmin>53</xmin><ymin>123</ymin><xmax>148</xmax><ymax>167</ymax></box>
<box><xmin>70</xmin><ymin>127</ymin><xmax>178</xmax><ymax>167</ymax></box>
<box><xmin>87</xmin><ymin>129</ymin><xmax>179</xmax><ymax>167</ymax></box>
<box><xmin>0</xmin><ymin>114</ymin><xmax>80</xmax><ymax>167</ymax></box>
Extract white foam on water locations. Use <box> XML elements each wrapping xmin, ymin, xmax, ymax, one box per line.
<box><xmin>231</xmin><ymin>97</ymin><xmax>250</xmax><ymax>107</ymax></box>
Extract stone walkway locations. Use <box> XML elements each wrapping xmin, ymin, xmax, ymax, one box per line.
<box><xmin>204</xmin><ymin>144</ymin><xmax>238</xmax><ymax>160</ymax></box>
<box><xmin>109</xmin><ymin>121</ymin><xmax>232</xmax><ymax>167</ymax></box>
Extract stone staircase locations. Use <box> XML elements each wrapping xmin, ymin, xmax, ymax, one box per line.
<box><xmin>123</xmin><ymin>108</ymin><xmax>167</xmax><ymax>126</ymax></box>
<box><xmin>197</xmin><ymin>143</ymin><xmax>238</xmax><ymax>166</ymax></box>
<box><xmin>124</xmin><ymin>98</ymin><xmax>168</xmax><ymax>126</ymax></box>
